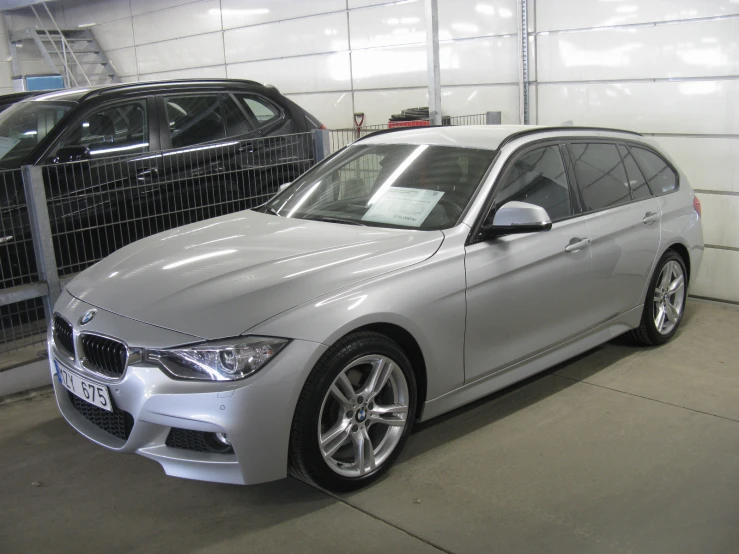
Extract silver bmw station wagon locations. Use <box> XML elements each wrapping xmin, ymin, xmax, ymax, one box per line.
<box><xmin>50</xmin><ymin>125</ymin><xmax>703</xmax><ymax>491</ymax></box>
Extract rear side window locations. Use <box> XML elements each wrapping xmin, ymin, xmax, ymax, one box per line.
<box><xmin>497</xmin><ymin>145</ymin><xmax>573</xmax><ymax>221</ymax></box>
<box><xmin>165</xmin><ymin>95</ymin><xmax>224</xmax><ymax>148</ymax></box>
<box><xmin>570</xmin><ymin>143</ymin><xmax>631</xmax><ymax>211</ymax></box>
<box><xmin>632</xmin><ymin>147</ymin><xmax>678</xmax><ymax>195</ymax></box>
<box><xmin>618</xmin><ymin>145</ymin><xmax>651</xmax><ymax>200</ymax></box>
<box><xmin>223</xmin><ymin>96</ymin><xmax>253</xmax><ymax>138</ymax></box>
<box><xmin>236</xmin><ymin>94</ymin><xmax>280</xmax><ymax>125</ymax></box>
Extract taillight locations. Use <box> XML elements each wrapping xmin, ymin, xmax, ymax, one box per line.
<box><xmin>319</xmin><ymin>124</ymin><xmax>327</xmax><ymax>130</ymax></box>
<box><xmin>693</xmin><ymin>195</ymin><xmax>702</xmax><ymax>217</ymax></box>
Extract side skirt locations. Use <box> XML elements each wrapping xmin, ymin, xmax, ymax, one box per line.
<box><xmin>420</xmin><ymin>305</ymin><xmax>642</xmax><ymax>422</ymax></box>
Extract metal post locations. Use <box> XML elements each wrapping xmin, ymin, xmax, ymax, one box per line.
<box><xmin>312</xmin><ymin>128</ymin><xmax>331</xmax><ymax>163</ymax></box>
<box><xmin>21</xmin><ymin>165</ymin><xmax>61</xmax><ymax>320</ymax></box>
<box><xmin>425</xmin><ymin>0</ymin><xmax>442</xmax><ymax>126</ymax></box>
<box><xmin>517</xmin><ymin>0</ymin><xmax>530</xmax><ymax>125</ymax></box>
<box><xmin>485</xmin><ymin>111</ymin><xmax>502</xmax><ymax>125</ymax></box>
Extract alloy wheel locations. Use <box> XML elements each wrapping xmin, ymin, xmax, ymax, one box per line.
<box><xmin>318</xmin><ymin>355</ymin><xmax>409</xmax><ymax>477</ymax></box>
<box><xmin>653</xmin><ymin>260</ymin><xmax>685</xmax><ymax>335</ymax></box>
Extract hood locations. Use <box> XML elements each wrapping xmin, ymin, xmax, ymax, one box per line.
<box><xmin>67</xmin><ymin>211</ymin><xmax>443</xmax><ymax>339</ymax></box>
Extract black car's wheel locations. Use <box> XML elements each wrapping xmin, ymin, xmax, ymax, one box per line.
<box><xmin>629</xmin><ymin>250</ymin><xmax>688</xmax><ymax>346</ymax></box>
<box><xmin>289</xmin><ymin>331</ymin><xmax>417</xmax><ymax>492</ymax></box>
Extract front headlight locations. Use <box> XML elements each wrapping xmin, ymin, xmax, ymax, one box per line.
<box><xmin>147</xmin><ymin>336</ymin><xmax>289</xmax><ymax>381</ymax></box>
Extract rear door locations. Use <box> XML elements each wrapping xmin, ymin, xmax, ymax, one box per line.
<box><xmin>566</xmin><ymin>141</ymin><xmax>662</xmax><ymax>322</ymax></box>
<box><xmin>157</xmin><ymin>92</ymin><xmax>263</xmax><ymax>226</ymax></box>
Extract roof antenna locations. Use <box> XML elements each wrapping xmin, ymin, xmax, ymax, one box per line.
<box><xmin>561</xmin><ymin>120</ymin><xmax>574</xmax><ymax>126</ymax></box>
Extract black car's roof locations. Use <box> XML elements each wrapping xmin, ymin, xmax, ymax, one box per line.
<box><xmin>28</xmin><ymin>79</ymin><xmax>268</xmax><ymax>104</ymax></box>
<box><xmin>1</xmin><ymin>90</ymin><xmax>46</xmax><ymax>102</ymax></box>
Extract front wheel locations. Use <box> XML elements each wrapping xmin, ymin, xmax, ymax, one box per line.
<box><xmin>629</xmin><ymin>250</ymin><xmax>688</xmax><ymax>345</ymax></box>
<box><xmin>289</xmin><ymin>332</ymin><xmax>417</xmax><ymax>492</ymax></box>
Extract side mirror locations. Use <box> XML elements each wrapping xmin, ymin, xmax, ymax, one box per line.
<box><xmin>52</xmin><ymin>145</ymin><xmax>91</xmax><ymax>164</ymax></box>
<box><xmin>279</xmin><ymin>182</ymin><xmax>292</xmax><ymax>192</ymax></box>
<box><xmin>480</xmin><ymin>201</ymin><xmax>552</xmax><ymax>239</ymax></box>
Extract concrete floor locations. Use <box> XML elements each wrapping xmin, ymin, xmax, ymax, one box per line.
<box><xmin>1</xmin><ymin>299</ymin><xmax>738</xmax><ymax>553</ymax></box>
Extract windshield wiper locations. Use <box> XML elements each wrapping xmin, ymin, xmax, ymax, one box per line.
<box><xmin>306</xmin><ymin>215</ymin><xmax>366</xmax><ymax>226</ymax></box>
<box><xmin>254</xmin><ymin>205</ymin><xmax>280</xmax><ymax>216</ymax></box>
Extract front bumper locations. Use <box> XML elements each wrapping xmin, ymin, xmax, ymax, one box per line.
<box><xmin>50</xmin><ymin>290</ymin><xmax>327</xmax><ymax>485</ymax></box>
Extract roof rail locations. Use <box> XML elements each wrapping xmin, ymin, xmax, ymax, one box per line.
<box><xmin>497</xmin><ymin>126</ymin><xmax>642</xmax><ymax>149</ymax></box>
<box><xmin>77</xmin><ymin>78</ymin><xmax>265</xmax><ymax>101</ymax></box>
<box><xmin>353</xmin><ymin>124</ymin><xmax>642</xmax><ymax>148</ymax></box>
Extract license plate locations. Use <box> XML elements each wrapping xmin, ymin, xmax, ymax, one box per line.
<box><xmin>55</xmin><ymin>360</ymin><xmax>112</xmax><ymax>412</ymax></box>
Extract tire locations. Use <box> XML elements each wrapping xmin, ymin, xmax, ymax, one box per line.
<box><xmin>289</xmin><ymin>331</ymin><xmax>417</xmax><ymax>492</ymax></box>
<box><xmin>628</xmin><ymin>249</ymin><xmax>688</xmax><ymax>346</ymax></box>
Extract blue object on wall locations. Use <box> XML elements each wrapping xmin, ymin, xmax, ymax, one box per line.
<box><xmin>12</xmin><ymin>74</ymin><xmax>64</xmax><ymax>92</ymax></box>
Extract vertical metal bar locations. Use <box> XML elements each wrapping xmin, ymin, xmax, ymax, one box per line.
<box><xmin>312</xmin><ymin>128</ymin><xmax>330</xmax><ymax>163</ymax></box>
<box><xmin>21</xmin><ymin>165</ymin><xmax>60</xmax><ymax>320</ymax></box>
<box><xmin>485</xmin><ymin>111</ymin><xmax>502</xmax><ymax>125</ymax></box>
<box><xmin>425</xmin><ymin>0</ymin><xmax>442</xmax><ymax>126</ymax></box>
<box><xmin>8</xmin><ymin>31</ymin><xmax>20</xmax><ymax>76</ymax></box>
<box><xmin>517</xmin><ymin>0</ymin><xmax>530</xmax><ymax>124</ymax></box>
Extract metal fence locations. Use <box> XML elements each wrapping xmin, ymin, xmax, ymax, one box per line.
<box><xmin>0</xmin><ymin>131</ymin><xmax>314</xmax><ymax>357</ymax></box>
<box><xmin>326</xmin><ymin>111</ymin><xmax>501</xmax><ymax>154</ymax></box>
<box><xmin>0</xmin><ymin>112</ymin><xmax>501</xmax><ymax>359</ymax></box>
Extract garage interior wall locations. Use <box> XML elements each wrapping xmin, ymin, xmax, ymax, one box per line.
<box><xmin>532</xmin><ymin>0</ymin><xmax>739</xmax><ymax>304</ymax></box>
<box><xmin>1</xmin><ymin>0</ymin><xmax>523</xmax><ymax>129</ymax></box>
<box><xmin>0</xmin><ymin>0</ymin><xmax>736</xmax><ymax>303</ymax></box>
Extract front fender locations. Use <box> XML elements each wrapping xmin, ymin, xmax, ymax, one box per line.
<box><xmin>247</xmin><ymin>234</ymin><xmax>468</xmax><ymax>401</ymax></box>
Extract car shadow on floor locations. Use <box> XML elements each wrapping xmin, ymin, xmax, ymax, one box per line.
<box><xmin>397</xmin><ymin>306</ymin><xmax>697</xmax><ymax>468</ymax></box>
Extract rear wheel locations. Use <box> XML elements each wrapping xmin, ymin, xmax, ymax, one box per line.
<box><xmin>289</xmin><ymin>332</ymin><xmax>417</xmax><ymax>492</ymax></box>
<box><xmin>629</xmin><ymin>250</ymin><xmax>687</xmax><ymax>345</ymax></box>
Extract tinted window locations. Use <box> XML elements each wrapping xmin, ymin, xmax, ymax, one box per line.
<box><xmin>632</xmin><ymin>147</ymin><xmax>677</xmax><ymax>195</ymax></box>
<box><xmin>238</xmin><ymin>95</ymin><xmax>280</xmax><ymax>125</ymax></box>
<box><xmin>266</xmin><ymin>144</ymin><xmax>494</xmax><ymax>230</ymax></box>
<box><xmin>571</xmin><ymin>143</ymin><xmax>630</xmax><ymax>211</ymax></box>
<box><xmin>0</xmin><ymin>101</ymin><xmax>72</xmax><ymax>163</ymax></box>
<box><xmin>618</xmin><ymin>145</ymin><xmax>651</xmax><ymax>200</ymax></box>
<box><xmin>165</xmin><ymin>95</ymin><xmax>224</xmax><ymax>148</ymax></box>
<box><xmin>223</xmin><ymin>96</ymin><xmax>253</xmax><ymax>138</ymax></box>
<box><xmin>496</xmin><ymin>145</ymin><xmax>572</xmax><ymax>221</ymax></box>
<box><xmin>59</xmin><ymin>101</ymin><xmax>148</xmax><ymax>157</ymax></box>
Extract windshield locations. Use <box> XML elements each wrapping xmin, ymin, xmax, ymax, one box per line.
<box><xmin>266</xmin><ymin>143</ymin><xmax>495</xmax><ymax>230</ymax></box>
<box><xmin>0</xmin><ymin>101</ymin><xmax>73</xmax><ymax>165</ymax></box>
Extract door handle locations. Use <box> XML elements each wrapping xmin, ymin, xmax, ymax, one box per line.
<box><xmin>137</xmin><ymin>167</ymin><xmax>159</xmax><ymax>182</ymax></box>
<box><xmin>565</xmin><ymin>238</ymin><xmax>590</xmax><ymax>253</ymax></box>
<box><xmin>643</xmin><ymin>212</ymin><xmax>660</xmax><ymax>225</ymax></box>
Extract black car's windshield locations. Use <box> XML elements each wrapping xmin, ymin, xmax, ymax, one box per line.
<box><xmin>266</xmin><ymin>143</ymin><xmax>495</xmax><ymax>230</ymax></box>
<box><xmin>0</xmin><ymin>101</ymin><xmax>73</xmax><ymax>165</ymax></box>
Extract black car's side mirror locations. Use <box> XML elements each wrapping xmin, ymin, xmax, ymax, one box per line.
<box><xmin>479</xmin><ymin>201</ymin><xmax>553</xmax><ymax>240</ymax></box>
<box><xmin>52</xmin><ymin>145</ymin><xmax>91</xmax><ymax>164</ymax></box>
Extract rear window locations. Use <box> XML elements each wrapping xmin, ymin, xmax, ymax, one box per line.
<box><xmin>631</xmin><ymin>147</ymin><xmax>678</xmax><ymax>195</ymax></box>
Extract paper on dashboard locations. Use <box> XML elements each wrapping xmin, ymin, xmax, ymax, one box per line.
<box><xmin>362</xmin><ymin>187</ymin><xmax>444</xmax><ymax>227</ymax></box>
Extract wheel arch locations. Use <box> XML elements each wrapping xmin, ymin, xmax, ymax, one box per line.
<box><xmin>337</xmin><ymin>322</ymin><xmax>428</xmax><ymax>421</ymax></box>
<box><xmin>664</xmin><ymin>241</ymin><xmax>691</xmax><ymax>284</ymax></box>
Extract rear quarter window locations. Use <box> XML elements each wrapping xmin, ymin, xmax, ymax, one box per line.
<box><xmin>631</xmin><ymin>147</ymin><xmax>678</xmax><ymax>195</ymax></box>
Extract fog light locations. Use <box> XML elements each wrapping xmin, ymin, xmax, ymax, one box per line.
<box><xmin>215</xmin><ymin>432</ymin><xmax>231</xmax><ymax>446</ymax></box>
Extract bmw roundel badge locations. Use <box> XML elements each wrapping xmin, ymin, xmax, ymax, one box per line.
<box><xmin>80</xmin><ymin>309</ymin><xmax>97</xmax><ymax>325</ymax></box>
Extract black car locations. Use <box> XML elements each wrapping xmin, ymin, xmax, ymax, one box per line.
<box><xmin>0</xmin><ymin>79</ymin><xmax>323</xmax><ymax>290</ymax></box>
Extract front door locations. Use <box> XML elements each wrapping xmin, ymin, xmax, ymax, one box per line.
<box><xmin>43</xmin><ymin>98</ymin><xmax>156</xmax><ymax>274</ymax></box>
<box><xmin>464</xmin><ymin>143</ymin><xmax>594</xmax><ymax>383</ymax></box>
